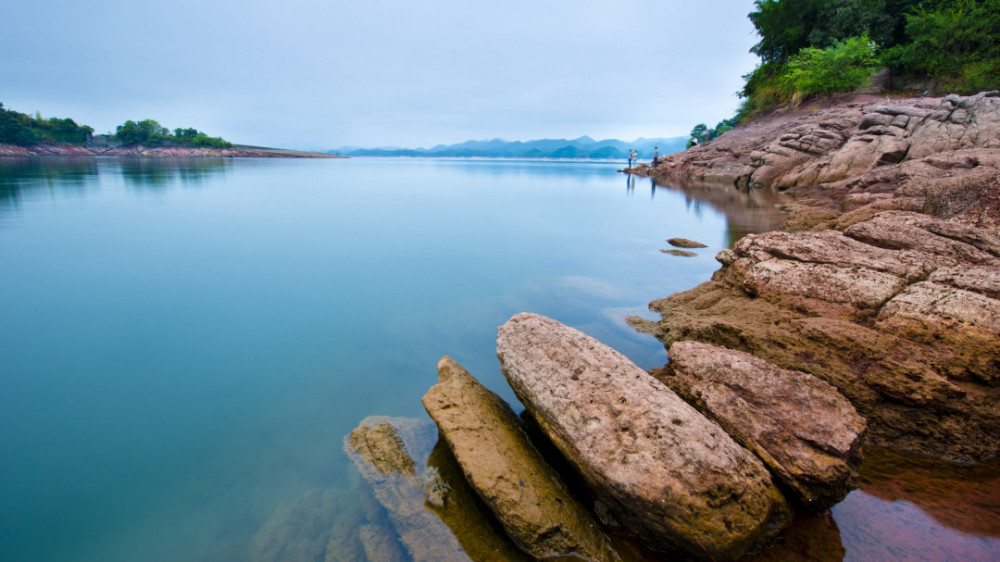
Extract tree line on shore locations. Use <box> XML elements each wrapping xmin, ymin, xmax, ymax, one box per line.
<box><xmin>685</xmin><ymin>0</ymin><xmax>999</xmax><ymax>147</ymax></box>
<box><xmin>0</xmin><ymin>103</ymin><xmax>232</xmax><ymax>149</ymax></box>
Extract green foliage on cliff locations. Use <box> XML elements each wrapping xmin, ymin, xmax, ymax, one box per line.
<box><xmin>114</xmin><ymin>119</ymin><xmax>233</xmax><ymax>148</ymax></box>
<box><xmin>738</xmin><ymin>0</ymin><xmax>1000</xmax><ymax>121</ymax></box>
<box><xmin>0</xmin><ymin>103</ymin><xmax>94</xmax><ymax>146</ymax></box>
<box><xmin>786</xmin><ymin>36</ymin><xmax>880</xmax><ymax>96</ymax></box>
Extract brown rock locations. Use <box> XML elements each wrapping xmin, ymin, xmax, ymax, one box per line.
<box><xmin>643</xmin><ymin>218</ymin><xmax>1000</xmax><ymax>460</ymax></box>
<box><xmin>843</xmin><ymin>211</ymin><xmax>1000</xmax><ymax>265</ymax></box>
<box><xmin>662</xmin><ymin>341</ymin><xmax>867</xmax><ymax>511</ymax></box>
<box><xmin>906</xmin><ymin>92</ymin><xmax>1000</xmax><ymax>159</ymax></box>
<box><xmin>649</xmin><ymin>93</ymin><xmax>1000</xmax><ymax>205</ymax></box>
<box><xmin>667</xmin><ymin>237</ymin><xmax>708</xmax><ymax>248</ymax></box>
<box><xmin>496</xmin><ymin>313</ymin><xmax>792</xmax><ymax>561</ymax></box>
<box><xmin>422</xmin><ymin>356</ymin><xmax>620</xmax><ymax>561</ymax></box>
<box><xmin>422</xmin><ymin>440</ymin><xmax>534</xmax><ymax>562</ymax></box>
<box><xmin>720</xmin><ymin>229</ymin><xmax>930</xmax><ymax>318</ymax></box>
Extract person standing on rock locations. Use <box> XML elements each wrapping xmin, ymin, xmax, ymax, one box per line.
<box><xmin>628</xmin><ymin>149</ymin><xmax>634</xmax><ymax>169</ymax></box>
<box><xmin>652</xmin><ymin>146</ymin><xmax>659</xmax><ymax>169</ymax></box>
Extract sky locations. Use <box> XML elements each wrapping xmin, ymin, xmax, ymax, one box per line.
<box><xmin>2</xmin><ymin>0</ymin><xmax>761</xmax><ymax>150</ymax></box>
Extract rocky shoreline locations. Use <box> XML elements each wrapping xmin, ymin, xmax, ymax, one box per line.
<box><xmin>255</xmin><ymin>92</ymin><xmax>999</xmax><ymax>560</ymax></box>
<box><xmin>0</xmin><ymin>142</ymin><xmax>340</xmax><ymax>158</ymax></box>
<box><xmin>627</xmin><ymin>91</ymin><xmax>999</xmax><ymax>461</ymax></box>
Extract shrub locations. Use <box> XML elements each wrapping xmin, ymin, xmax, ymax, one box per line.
<box><xmin>785</xmin><ymin>35</ymin><xmax>879</xmax><ymax>97</ymax></box>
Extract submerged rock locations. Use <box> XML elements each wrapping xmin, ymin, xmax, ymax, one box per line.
<box><xmin>344</xmin><ymin>416</ymin><xmax>470</xmax><ymax>561</ymax></box>
<box><xmin>250</xmin><ymin>488</ymin><xmax>375</xmax><ymax>562</ymax></box>
<box><xmin>422</xmin><ymin>356</ymin><xmax>620</xmax><ymax>561</ymax></box>
<box><xmin>496</xmin><ymin>313</ymin><xmax>792</xmax><ymax>561</ymax></box>
<box><xmin>345</xmin><ymin>415</ymin><xmax>535</xmax><ymax>561</ymax></box>
<box><xmin>662</xmin><ymin>341</ymin><xmax>867</xmax><ymax>511</ymax></box>
<box><xmin>358</xmin><ymin>523</ymin><xmax>407</xmax><ymax>562</ymax></box>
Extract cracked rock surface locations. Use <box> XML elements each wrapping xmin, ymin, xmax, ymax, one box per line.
<box><xmin>658</xmin><ymin>341</ymin><xmax>867</xmax><ymax>512</ymax></box>
<box><xmin>639</xmin><ymin>210</ymin><xmax>1000</xmax><ymax>460</ymax></box>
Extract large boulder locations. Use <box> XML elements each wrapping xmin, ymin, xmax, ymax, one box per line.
<box><xmin>662</xmin><ymin>341</ymin><xmax>867</xmax><ymax>511</ymax></box>
<box><xmin>422</xmin><ymin>356</ymin><xmax>620</xmax><ymax>561</ymax></box>
<box><xmin>496</xmin><ymin>313</ymin><xmax>792</xmax><ymax>561</ymax></box>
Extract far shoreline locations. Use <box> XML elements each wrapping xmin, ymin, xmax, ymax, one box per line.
<box><xmin>0</xmin><ymin>142</ymin><xmax>343</xmax><ymax>159</ymax></box>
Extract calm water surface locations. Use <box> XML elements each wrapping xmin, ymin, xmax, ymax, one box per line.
<box><xmin>0</xmin><ymin>157</ymin><xmax>996</xmax><ymax>561</ymax></box>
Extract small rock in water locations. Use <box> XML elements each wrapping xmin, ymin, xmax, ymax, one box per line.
<box><xmin>667</xmin><ymin>237</ymin><xmax>708</xmax><ymax>248</ymax></box>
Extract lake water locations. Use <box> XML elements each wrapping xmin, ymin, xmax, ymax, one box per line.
<box><xmin>1</xmin><ymin>157</ymin><xmax>996</xmax><ymax>561</ymax></box>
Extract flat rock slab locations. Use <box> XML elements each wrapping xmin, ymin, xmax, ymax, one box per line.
<box><xmin>496</xmin><ymin>313</ymin><xmax>792</xmax><ymax>560</ymax></box>
<box><xmin>423</xmin><ymin>356</ymin><xmax>620</xmax><ymax>561</ymax></box>
<box><xmin>664</xmin><ymin>341</ymin><xmax>867</xmax><ymax>511</ymax></box>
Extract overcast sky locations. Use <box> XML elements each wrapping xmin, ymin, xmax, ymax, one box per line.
<box><xmin>2</xmin><ymin>0</ymin><xmax>761</xmax><ymax>150</ymax></box>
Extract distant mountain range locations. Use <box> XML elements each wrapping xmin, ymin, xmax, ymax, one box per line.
<box><xmin>328</xmin><ymin>135</ymin><xmax>688</xmax><ymax>159</ymax></box>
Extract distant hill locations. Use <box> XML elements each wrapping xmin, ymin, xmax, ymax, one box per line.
<box><xmin>329</xmin><ymin>135</ymin><xmax>688</xmax><ymax>159</ymax></box>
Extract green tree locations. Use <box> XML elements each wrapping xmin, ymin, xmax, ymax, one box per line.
<box><xmin>115</xmin><ymin>119</ymin><xmax>170</xmax><ymax>146</ymax></box>
<box><xmin>885</xmin><ymin>0</ymin><xmax>1000</xmax><ymax>91</ymax></box>
<box><xmin>749</xmin><ymin>0</ymin><xmax>823</xmax><ymax>64</ymax></box>
<box><xmin>115</xmin><ymin>120</ymin><xmax>142</xmax><ymax>144</ymax></box>
<box><xmin>807</xmin><ymin>0</ymin><xmax>897</xmax><ymax>47</ymax></box>
<box><xmin>1</xmin><ymin>103</ymin><xmax>93</xmax><ymax>146</ymax></box>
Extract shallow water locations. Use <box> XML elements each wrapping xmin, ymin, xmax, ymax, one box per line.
<box><xmin>0</xmin><ymin>157</ymin><xmax>996</xmax><ymax>561</ymax></box>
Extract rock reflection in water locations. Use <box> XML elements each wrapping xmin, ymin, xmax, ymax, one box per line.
<box><xmin>748</xmin><ymin>445</ymin><xmax>1000</xmax><ymax>561</ymax></box>
<box><xmin>651</xmin><ymin>176</ymin><xmax>792</xmax><ymax>248</ymax></box>
<box><xmin>833</xmin><ymin>446</ymin><xmax>1000</xmax><ymax>561</ymax></box>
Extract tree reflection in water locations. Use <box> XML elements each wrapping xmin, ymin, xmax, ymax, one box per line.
<box><xmin>119</xmin><ymin>158</ymin><xmax>232</xmax><ymax>189</ymax></box>
<box><xmin>0</xmin><ymin>157</ymin><xmax>99</xmax><ymax>214</ymax></box>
